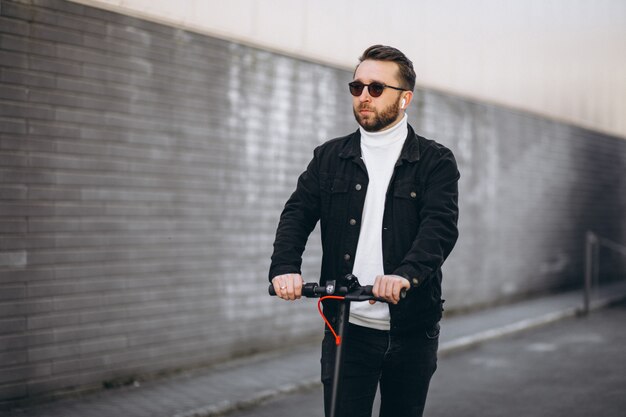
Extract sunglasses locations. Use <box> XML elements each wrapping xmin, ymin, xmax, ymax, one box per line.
<box><xmin>348</xmin><ymin>81</ymin><xmax>406</xmax><ymax>97</ymax></box>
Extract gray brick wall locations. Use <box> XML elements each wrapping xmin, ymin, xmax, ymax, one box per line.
<box><xmin>419</xmin><ymin>99</ymin><xmax>626</xmax><ymax>308</ymax></box>
<box><xmin>1</xmin><ymin>0</ymin><xmax>625</xmax><ymax>405</ymax></box>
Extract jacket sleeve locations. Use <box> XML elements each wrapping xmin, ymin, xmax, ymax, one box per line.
<box><xmin>268</xmin><ymin>148</ymin><xmax>322</xmax><ymax>281</ymax></box>
<box><xmin>393</xmin><ymin>148</ymin><xmax>460</xmax><ymax>288</ymax></box>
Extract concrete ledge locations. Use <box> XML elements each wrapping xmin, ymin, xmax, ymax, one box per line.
<box><xmin>173</xmin><ymin>377</ymin><xmax>320</xmax><ymax>417</ymax></box>
<box><xmin>438</xmin><ymin>306</ymin><xmax>580</xmax><ymax>356</ymax></box>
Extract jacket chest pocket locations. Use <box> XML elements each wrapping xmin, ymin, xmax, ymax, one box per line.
<box><xmin>320</xmin><ymin>174</ymin><xmax>350</xmax><ymax>218</ymax></box>
<box><xmin>392</xmin><ymin>180</ymin><xmax>422</xmax><ymax>227</ymax></box>
<box><xmin>322</xmin><ymin>176</ymin><xmax>349</xmax><ymax>193</ymax></box>
<box><xmin>393</xmin><ymin>180</ymin><xmax>422</xmax><ymax>202</ymax></box>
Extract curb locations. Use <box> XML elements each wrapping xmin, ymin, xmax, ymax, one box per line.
<box><xmin>172</xmin><ymin>377</ymin><xmax>320</xmax><ymax>417</ymax></box>
<box><xmin>439</xmin><ymin>291</ymin><xmax>626</xmax><ymax>357</ymax></box>
<box><xmin>438</xmin><ymin>307</ymin><xmax>579</xmax><ymax>356</ymax></box>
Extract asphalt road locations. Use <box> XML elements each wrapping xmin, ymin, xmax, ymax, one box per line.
<box><xmin>227</xmin><ymin>300</ymin><xmax>626</xmax><ymax>417</ymax></box>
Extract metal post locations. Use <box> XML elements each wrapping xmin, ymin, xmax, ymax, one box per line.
<box><xmin>593</xmin><ymin>236</ymin><xmax>600</xmax><ymax>293</ymax></box>
<box><xmin>329</xmin><ymin>299</ymin><xmax>350</xmax><ymax>417</ymax></box>
<box><xmin>583</xmin><ymin>231</ymin><xmax>596</xmax><ymax>315</ymax></box>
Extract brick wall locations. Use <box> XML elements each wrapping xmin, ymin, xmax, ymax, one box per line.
<box><xmin>1</xmin><ymin>0</ymin><xmax>625</xmax><ymax>405</ymax></box>
<box><xmin>412</xmin><ymin>96</ymin><xmax>626</xmax><ymax>308</ymax></box>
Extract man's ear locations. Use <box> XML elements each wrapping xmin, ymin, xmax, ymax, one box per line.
<box><xmin>401</xmin><ymin>91</ymin><xmax>414</xmax><ymax>109</ymax></box>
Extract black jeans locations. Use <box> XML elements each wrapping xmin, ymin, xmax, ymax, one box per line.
<box><xmin>321</xmin><ymin>322</ymin><xmax>439</xmax><ymax>417</ymax></box>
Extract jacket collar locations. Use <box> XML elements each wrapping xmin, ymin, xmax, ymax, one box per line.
<box><xmin>339</xmin><ymin>123</ymin><xmax>421</xmax><ymax>163</ymax></box>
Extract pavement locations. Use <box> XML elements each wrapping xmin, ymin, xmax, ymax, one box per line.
<box><xmin>227</xmin><ymin>293</ymin><xmax>626</xmax><ymax>417</ymax></box>
<box><xmin>5</xmin><ymin>281</ymin><xmax>626</xmax><ymax>417</ymax></box>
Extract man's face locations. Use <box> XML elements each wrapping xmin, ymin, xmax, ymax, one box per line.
<box><xmin>352</xmin><ymin>60</ymin><xmax>405</xmax><ymax>132</ymax></box>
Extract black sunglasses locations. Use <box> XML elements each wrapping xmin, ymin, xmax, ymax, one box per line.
<box><xmin>348</xmin><ymin>81</ymin><xmax>406</xmax><ymax>97</ymax></box>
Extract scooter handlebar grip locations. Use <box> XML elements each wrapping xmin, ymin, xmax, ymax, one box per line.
<box><xmin>361</xmin><ymin>285</ymin><xmax>408</xmax><ymax>300</ymax></box>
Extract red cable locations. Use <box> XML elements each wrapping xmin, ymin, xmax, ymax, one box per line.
<box><xmin>318</xmin><ymin>296</ymin><xmax>345</xmax><ymax>346</ymax></box>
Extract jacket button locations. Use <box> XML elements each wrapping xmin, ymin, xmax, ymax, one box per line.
<box><xmin>355</xmin><ymin>184</ymin><xmax>362</xmax><ymax>191</ymax></box>
<box><xmin>412</xmin><ymin>278</ymin><xmax>419</xmax><ymax>285</ymax></box>
<box><xmin>344</xmin><ymin>253</ymin><xmax>351</xmax><ymax>261</ymax></box>
<box><xmin>349</xmin><ymin>219</ymin><xmax>357</xmax><ymax>226</ymax></box>
<box><xmin>410</xmin><ymin>191</ymin><xmax>417</xmax><ymax>198</ymax></box>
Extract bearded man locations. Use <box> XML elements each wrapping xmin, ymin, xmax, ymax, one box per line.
<box><xmin>269</xmin><ymin>44</ymin><xmax>460</xmax><ymax>417</ymax></box>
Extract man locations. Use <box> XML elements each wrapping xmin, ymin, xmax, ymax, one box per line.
<box><xmin>269</xmin><ymin>45</ymin><xmax>459</xmax><ymax>417</ymax></box>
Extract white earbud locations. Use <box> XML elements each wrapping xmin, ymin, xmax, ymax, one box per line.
<box><xmin>401</xmin><ymin>98</ymin><xmax>406</xmax><ymax>108</ymax></box>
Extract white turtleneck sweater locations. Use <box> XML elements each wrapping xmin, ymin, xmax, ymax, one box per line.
<box><xmin>349</xmin><ymin>114</ymin><xmax>408</xmax><ymax>330</ymax></box>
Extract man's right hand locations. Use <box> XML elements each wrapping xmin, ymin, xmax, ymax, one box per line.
<box><xmin>271</xmin><ymin>274</ymin><xmax>303</xmax><ymax>301</ymax></box>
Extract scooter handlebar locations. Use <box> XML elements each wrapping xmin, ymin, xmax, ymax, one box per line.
<box><xmin>268</xmin><ymin>282</ymin><xmax>406</xmax><ymax>302</ymax></box>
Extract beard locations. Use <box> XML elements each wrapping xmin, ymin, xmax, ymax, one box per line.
<box><xmin>353</xmin><ymin>99</ymin><xmax>401</xmax><ymax>132</ymax></box>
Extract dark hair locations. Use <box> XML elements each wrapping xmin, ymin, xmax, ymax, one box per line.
<box><xmin>357</xmin><ymin>44</ymin><xmax>416</xmax><ymax>91</ymax></box>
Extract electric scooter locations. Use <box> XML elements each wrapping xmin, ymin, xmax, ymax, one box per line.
<box><xmin>269</xmin><ymin>274</ymin><xmax>405</xmax><ymax>417</ymax></box>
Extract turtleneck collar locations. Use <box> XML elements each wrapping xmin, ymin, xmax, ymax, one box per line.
<box><xmin>359</xmin><ymin>114</ymin><xmax>408</xmax><ymax>148</ymax></box>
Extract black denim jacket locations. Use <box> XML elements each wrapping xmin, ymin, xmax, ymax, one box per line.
<box><xmin>269</xmin><ymin>124</ymin><xmax>460</xmax><ymax>334</ymax></box>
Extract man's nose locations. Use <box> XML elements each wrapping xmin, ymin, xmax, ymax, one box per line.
<box><xmin>359</xmin><ymin>86</ymin><xmax>372</xmax><ymax>102</ymax></box>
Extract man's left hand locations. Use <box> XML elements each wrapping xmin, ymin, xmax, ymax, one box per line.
<box><xmin>370</xmin><ymin>275</ymin><xmax>410</xmax><ymax>304</ymax></box>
